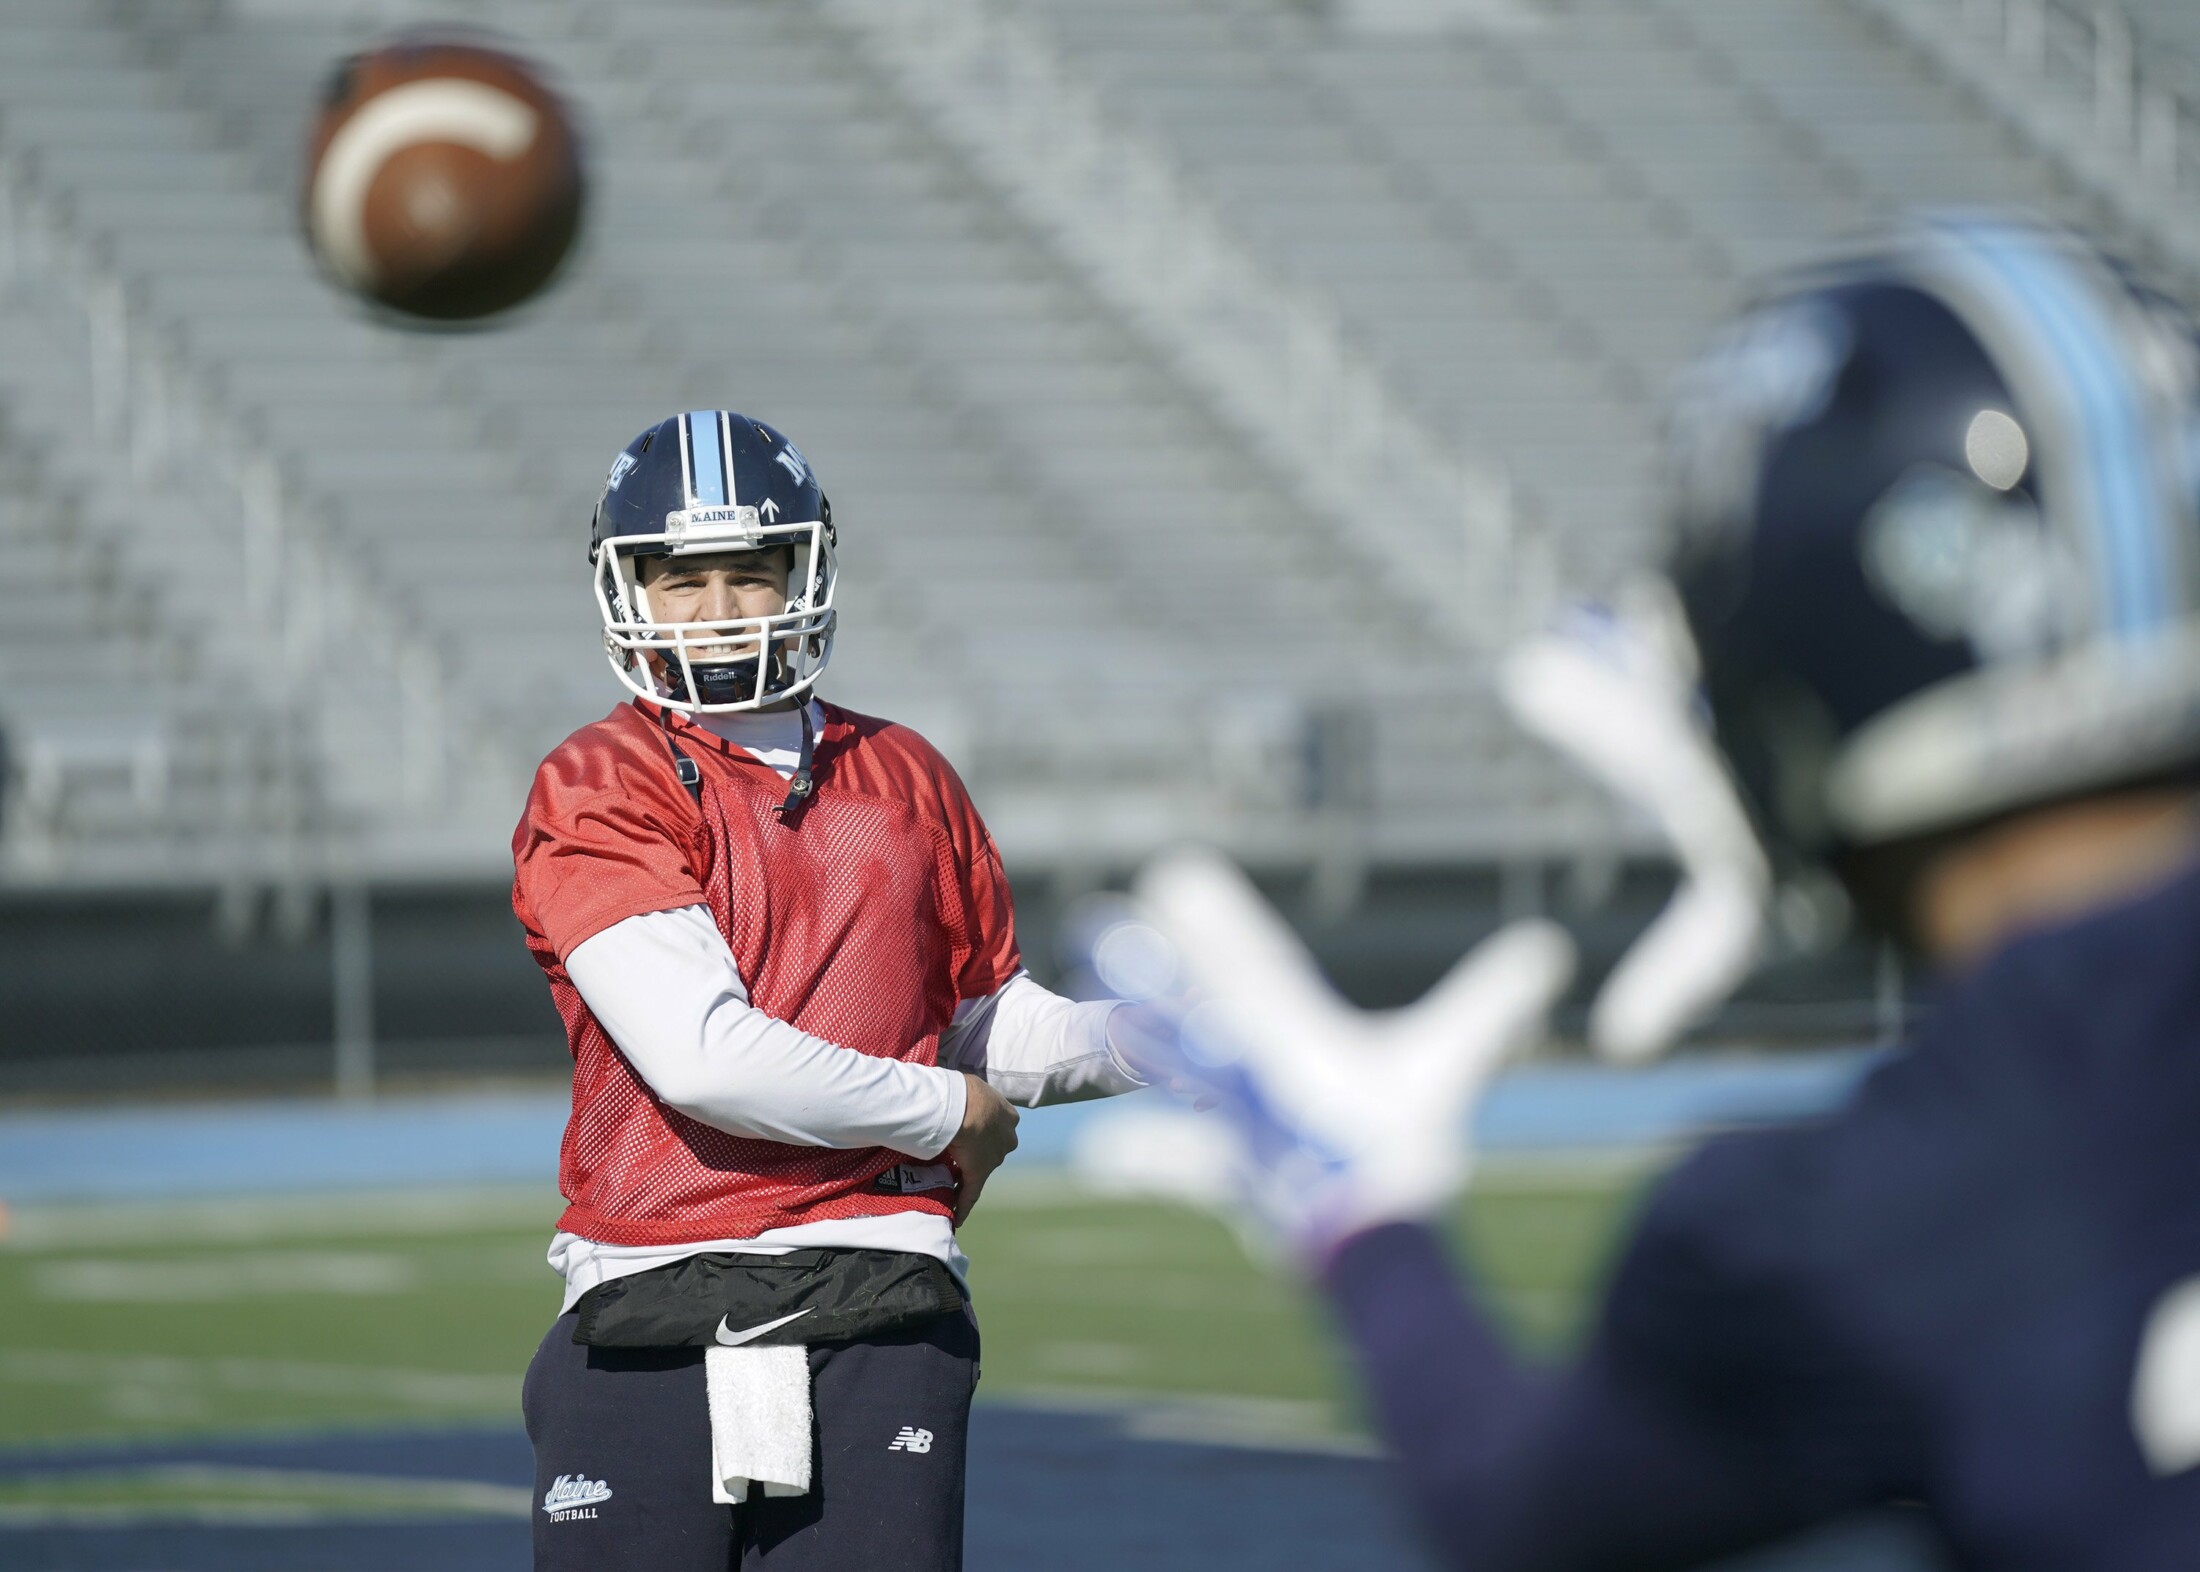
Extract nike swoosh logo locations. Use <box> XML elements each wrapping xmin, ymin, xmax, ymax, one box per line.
<box><xmin>714</xmin><ymin>1308</ymin><xmax>814</xmax><ymax>1346</ymax></box>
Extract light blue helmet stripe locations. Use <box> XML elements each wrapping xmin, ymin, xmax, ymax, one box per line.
<box><xmin>1945</xmin><ymin>223</ymin><xmax>2170</xmax><ymax>633</ymax></box>
<box><xmin>686</xmin><ymin>409</ymin><xmax>728</xmax><ymax>507</ymax></box>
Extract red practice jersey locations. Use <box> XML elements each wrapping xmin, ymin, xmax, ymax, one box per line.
<box><xmin>512</xmin><ymin>700</ymin><xmax>1022</xmax><ymax>1245</ymax></box>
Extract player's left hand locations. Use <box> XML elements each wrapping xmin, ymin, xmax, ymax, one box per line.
<box><xmin>945</xmin><ymin>1073</ymin><xmax>1020</xmax><ymax>1226</ymax></box>
<box><xmin>1112</xmin><ymin>850</ymin><xmax>1576</xmax><ymax>1263</ymax></box>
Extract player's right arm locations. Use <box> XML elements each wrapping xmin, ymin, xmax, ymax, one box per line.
<box><xmin>566</xmin><ymin>905</ymin><xmax>977</xmax><ymax>1156</ymax></box>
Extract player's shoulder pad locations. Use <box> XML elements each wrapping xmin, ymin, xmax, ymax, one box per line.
<box><xmin>820</xmin><ymin>703</ymin><xmax>975</xmax><ymax>806</ymax></box>
<box><xmin>821</xmin><ymin>701</ymin><xmax>935</xmax><ymax>756</ymax></box>
<box><xmin>525</xmin><ymin>703</ymin><xmax>696</xmax><ymax>815</ymax></box>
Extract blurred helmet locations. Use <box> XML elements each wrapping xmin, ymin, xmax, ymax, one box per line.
<box><xmin>590</xmin><ymin>410</ymin><xmax>837</xmax><ymax>712</ymax></box>
<box><xmin>1667</xmin><ymin>216</ymin><xmax>2200</xmax><ymax>896</ymax></box>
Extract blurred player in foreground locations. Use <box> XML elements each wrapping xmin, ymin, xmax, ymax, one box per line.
<box><xmin>511</xmin><ymin>411</ymin><xmax>1149</xmax><ymax>1571</ymax></box>
<box><xmin>1116</xmin><ymin>218</ymin><xmax>2200</xmax><ymax>1568</ymax></box>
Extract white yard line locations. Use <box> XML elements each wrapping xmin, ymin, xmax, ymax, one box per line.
<box><xmin>0</xmin><ymin>1349</ymin><xmax>517</xmax><ymax>1410</ymax></box>
<box><xmin>980</xmin><ymin>1385</ymin><xmax>1377</xmax><ymax>1457</ymax></box>
<box><xmin>0</xmin><ymin>1462</ymin><xmax>531</xmax><ymax>1525</ymax></box>
<box><xmin>2</xmin><ymin>1186</ymin><xmax>559</xmax><ymax>1250</ymax></box>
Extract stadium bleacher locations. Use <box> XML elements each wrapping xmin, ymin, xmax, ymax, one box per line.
<box><xmin>987</xmin><ymin>0</ymin><xmax>2098</xmax><ymax>557</ymax></box>
<box><xmin>0</xmin><ymin>0</ymin><xmax>2163</xmax><ymax>895</ymax></box>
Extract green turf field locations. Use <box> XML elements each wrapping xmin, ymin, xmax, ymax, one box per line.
<box><xmin>0</xmin><ymin>1158</ymin><xmax>1657</xmax><ymax>1452</ymax></box>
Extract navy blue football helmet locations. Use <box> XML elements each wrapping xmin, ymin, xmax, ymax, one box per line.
<box><xmin>1667</xmin><ymin>216</ymin><xmax>2200</xmax><ymax>886</ymax></box>
<box><xmin>590</xmin><ymin>410</ymin><xmax>837</xmax><ymax>711</ymax></box>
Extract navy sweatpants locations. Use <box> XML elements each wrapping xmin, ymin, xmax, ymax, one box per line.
<box><xmin>523</xmin><ymin>1306</ymin><xmax>979</xmax><ymax>1571</ymax></box>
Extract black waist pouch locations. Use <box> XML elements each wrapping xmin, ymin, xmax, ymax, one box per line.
<box><xmin>571</xmin><ymin>1248</ymin><xmax>964</xmax><ymax>1349</ymax></box>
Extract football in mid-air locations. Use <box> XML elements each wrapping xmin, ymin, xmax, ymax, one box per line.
<box><xmin>304</xmin><ymin>36</ymin><xmax>584</xmax><ymax>324</ymax></box>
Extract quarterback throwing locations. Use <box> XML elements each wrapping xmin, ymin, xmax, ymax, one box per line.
<box><xmin>513</xmin><ymin>410</ymin><xmax>1148</xmax><ymax>1571</ymax></box>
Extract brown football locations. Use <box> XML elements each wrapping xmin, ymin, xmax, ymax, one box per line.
<box><xmin>304</xmin><ymin>37</ymin><xmax>584</xmax><ymax>324</ymax></box>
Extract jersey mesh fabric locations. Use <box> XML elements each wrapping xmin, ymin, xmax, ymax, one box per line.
<box><xmin>513</xmin><ymin>700</ymin><xmax>1022</xmax><ymax>1246</ymax></box>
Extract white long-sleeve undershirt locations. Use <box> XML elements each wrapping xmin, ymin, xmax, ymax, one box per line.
<box><xmin>566</xmin><ymin>904</ymin><xmax>972</xmax><ymax>1158</ymax></box>
<box><xmin>567</xmin><ymin>903</ymin><xmax>1146</xmax><ymax>1153</ymax></box>
<box><xmin>554</xmin><ymin>906</ymin><xmax>1141</xmax><ymax>1306</ymax></box>
<box><xmin>551</xmin><ymin>703</ymin><xmax>1145</xmax><ymax>1303</ymax></box>
<box><xmin>940</xmin><ymin>975</ymin><xmax>1143</xmax><ymax>1107</ymax></box>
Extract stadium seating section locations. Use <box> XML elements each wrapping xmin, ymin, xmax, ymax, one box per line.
<box><xmin>0</xmin><ymin>0</ymin><xmax>2175</xmax><ymax>889</ymax></box>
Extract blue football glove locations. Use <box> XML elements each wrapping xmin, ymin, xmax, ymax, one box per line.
<box><xmin>1103</xmin><ymin>850</ymin><xmax>1575</xmax><ymax>1263</ymax></box>
<box><xmin>1499</xmin><ymin>584</ymin><xmax>1769</xmax><ymax>1062</ymax></box>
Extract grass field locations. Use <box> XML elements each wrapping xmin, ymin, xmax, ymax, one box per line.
<box><xmin>0</xmin><ymin>1159</ymin><xmax>1657</xmax><ymax>1454</ymax></box>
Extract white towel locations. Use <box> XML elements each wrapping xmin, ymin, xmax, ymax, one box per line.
<box><xmin>706</xmin><ymin>1344</ymin><xmax>814</xmax><ymax>1503</ymax></box>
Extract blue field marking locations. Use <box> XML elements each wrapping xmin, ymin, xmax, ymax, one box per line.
<box><xmin>0</xmin><ymin>1053</ymin><xmax>1880</xmax><ymax>1204</ymax></box>
<box><xmin>0</xmin><ymin>1090</ymin><xmax>570</xmax><ymax>1202</ymax></box>
<box><xmin>0</xmin><ymin>1412</ymin><xmax>1947</xmax><ymax>1572</ymax></box>
<box><xmin>1473</xmin><ymin>1047</ymin><xmax>1879</xmax><ymax>1150</ymax></box>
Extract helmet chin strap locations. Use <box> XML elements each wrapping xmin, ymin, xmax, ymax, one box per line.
<box><xmin>677</xmin><ymin>651</ymin><xmax>815</xmax><ymax>818</ymax></box>
<box><xmin>775</xmin><ymin>701</ymin><xmax>816</xmax><ymax>821</ymax></box>
<box><xmin>662</xmin><ymin>660</ymin><xmax>817</xmax><ymax>821</ymax></box>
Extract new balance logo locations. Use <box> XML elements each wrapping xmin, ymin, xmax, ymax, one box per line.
<box><xmin>542</xmin><ymin>1473</ymin><xmax>613</xmax><ymax>1520</ymax></box>
<box><xmin>887</xmin><ymin>1426</ymin><xmax>934</xmax><ymax>1454</ymax></box>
